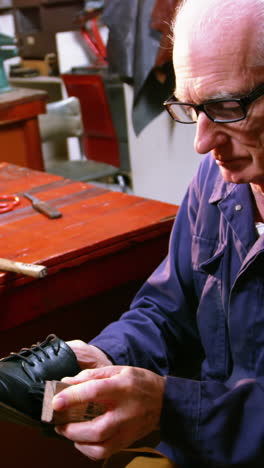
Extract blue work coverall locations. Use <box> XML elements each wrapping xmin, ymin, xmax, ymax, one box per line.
<box><xmin>90</xmin><ymin>153</ymin><xmax>264</xmax><ymax>467</ymax></box>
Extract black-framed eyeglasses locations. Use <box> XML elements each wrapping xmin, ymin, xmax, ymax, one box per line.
<box><xmin>163</xmin><ymin>82</ymin><xmax>264</xmax><ymax>124</ymax></box>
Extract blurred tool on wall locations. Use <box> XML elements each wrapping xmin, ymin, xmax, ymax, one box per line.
<box><xmin>101</xmin><ymin>0</ymin><xmax>180</xmax><ymax>135</ymax></box>
<box><xmin>70</xmin><ymin>0</ymin><xmax>180</xmax><ymax>135</ymax></box>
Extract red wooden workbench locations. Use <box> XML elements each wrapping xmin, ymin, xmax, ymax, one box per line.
<box><xmin>0</xmin><ymin>162</ymin><xmax>178</xmax><ymax>468</ymax></box>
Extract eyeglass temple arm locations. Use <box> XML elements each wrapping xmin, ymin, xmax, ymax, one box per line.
<box><xmin>242</xmin><ymin>84</ymin><xmax>264</xmax><ymax>105</ymax></box>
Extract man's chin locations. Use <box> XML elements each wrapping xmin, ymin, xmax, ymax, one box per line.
<box><xmin>219</xmin><ymin>167</ymin><xmax>248</xmax><ymax>185</ymax></box>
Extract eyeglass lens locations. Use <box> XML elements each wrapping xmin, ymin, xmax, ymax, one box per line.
<box><xmin>205</xmin><ymin>101</ymin><xmax>245</xmax><ymax>121</ymax></box>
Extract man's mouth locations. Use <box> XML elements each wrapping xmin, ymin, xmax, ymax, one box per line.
<box><xmin>215</xmin><ymin>157</ymin><xmax>234</xmax><ymax>164</ymax></box>
<box><xmin>215</xmin><ymin>156</ymin><xmax>250</xmax><ymax>168</ymax></box>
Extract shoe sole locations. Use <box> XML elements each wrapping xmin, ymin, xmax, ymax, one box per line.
<box><xmin>0</xmin><ymin>401</ymin><xmax>60</xmax><ymax>438</ymax></box>
<box><xmin>0</xmin><ymin>401</ymin><xmax>43</xmax><ymax>428</ymax></box>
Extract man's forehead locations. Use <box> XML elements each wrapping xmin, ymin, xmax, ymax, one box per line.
<box><xmin>173</xmin><ymin>0</ymin><xmax>258</xmax><ymax>67</ymax></box>
<box><xmin>172</xmin><ymin>27</ymin><xmax>261</xmax><ymax>100</ymax></box>
<box><xmin>173</xmin><ymin>21</ymin><xmax>252</xmax><ymax>65</ymax></box>
<box><xmin>173</xmin><ymin>0</ymin><xmax>256</xmax><ymax>46</ymax></box>
<box><xmin>173</xmin><ymin>62</ymin><xmax>264</xmax><ymax>103</ymax></box>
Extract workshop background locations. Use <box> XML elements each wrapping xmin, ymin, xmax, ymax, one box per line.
<box><xmin>0</xmin><ymin>0</ymin><xmax>201</xmax><ymax>205</ymax></box>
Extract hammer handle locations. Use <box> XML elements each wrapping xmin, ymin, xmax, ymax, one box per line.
<box><xmin>0</xmin><ymin>258</ymin><xmax>47</xmax><ymax>278</ymax></box>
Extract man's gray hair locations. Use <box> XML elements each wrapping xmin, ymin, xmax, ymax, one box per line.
<box><xmin>172</xmin><ymin>0</ymin><xmax>264</xmax><ymax>66</ymax></box>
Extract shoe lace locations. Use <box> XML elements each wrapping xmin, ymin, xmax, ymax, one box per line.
<box><xmin>7</xmin><ymin>334</ymin><xmax>60</xmax><ymax>381</ymax></box>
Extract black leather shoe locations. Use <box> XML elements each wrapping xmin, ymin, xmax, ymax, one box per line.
<box><xmin>0</xmin><ymin>334</ymin><xmax>81</xmax><ymax>425</ymax></box>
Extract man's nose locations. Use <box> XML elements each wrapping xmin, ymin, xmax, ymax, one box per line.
<box><xmin>194</xmin><ymin>112</ymin><xmax>228</xmax><ymax>154</ymax></box>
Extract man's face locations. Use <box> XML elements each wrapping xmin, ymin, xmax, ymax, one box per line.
<box><xmin>173</xmin><ymin>29</ymin><xmax>264</xmax><ymax>189</ymax></box>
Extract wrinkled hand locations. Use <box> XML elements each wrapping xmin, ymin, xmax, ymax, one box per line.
<box><xmin>66</xmin><ymin>340</ymin><xmax>113</xmax><ymax>369</ymax></box>
<box><xmin>53</xmin><ymin>366</ymin><xmax>165</xmax><ymax>460</ymax></box>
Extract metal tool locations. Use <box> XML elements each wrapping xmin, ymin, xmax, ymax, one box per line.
<box><xmin>23</xmin><ymin>192</ymin><xmax>62</xmax><ymax>219</ymax></box>
<box><xmin>0</xmin><ymin>194</ymin><xmax>20</xmax><ymax>213</ymax></box>
<box><xmin>0</xmin><ymin>258</ymin><xmax>47</xmax><ymax>278</ymax></box>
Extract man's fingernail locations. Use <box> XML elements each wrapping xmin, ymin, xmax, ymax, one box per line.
<box><xmin>53</xmin><ymin>396</ymin><xmax>65</xmax><ymax>411</ymax></box>
<box><xmin>61</xmin><ymin>376</ymin><xmax>72</xmax><ymax>383</ymax></box>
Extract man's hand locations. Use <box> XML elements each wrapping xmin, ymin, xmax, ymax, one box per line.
<box><xmin>66</xmin><ymin>340</ymin><xmax>113</xmax><ymax>369</ymax></box>
<box><xmin>52</xmin><ymin>366</ymin><xmax>165</xmax><ymax>460</ymax></box>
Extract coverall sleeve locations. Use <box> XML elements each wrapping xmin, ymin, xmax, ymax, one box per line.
<box><xmin>90</xmin><ymin>183</ymin><xmax>203</xmax><ymax>377</ymax></box>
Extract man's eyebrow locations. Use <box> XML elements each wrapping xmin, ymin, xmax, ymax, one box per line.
<box><xmin>174</xmin><ymin>90</ymin><xmax>243</xmax><ymax>103</ymax></box>
<box><xmin>208</xmin><ymin>90</ymin><xmax>242</xmax><ymax>100</ymax></box>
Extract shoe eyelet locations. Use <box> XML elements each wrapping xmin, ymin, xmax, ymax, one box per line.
<box><xmin>35</xmin><ymin>377</ymin><xmax>44</xmax><ymax>383</ymax></box>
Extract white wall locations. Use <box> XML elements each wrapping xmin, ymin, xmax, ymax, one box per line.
<box><xmin>124</xmin><ymin>84</ymin><xmax>202</xmax><ymax>205</ymax></box>
<box><xmin>0</xmin><ymin>12</ymin><xmax>14</xmax><ymax>34</ymax></box>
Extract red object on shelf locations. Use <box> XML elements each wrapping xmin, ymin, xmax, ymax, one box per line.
<box><xmin>62</xmin><ymin>73</ymin><xmax>120</xmax><ymax>167</ymax></box>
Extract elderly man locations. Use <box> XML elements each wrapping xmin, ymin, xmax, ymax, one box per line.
<box><xmin>51</xmin><ymin>0</ymin><xmax>264</xmax><ymax>466</ymax></box>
